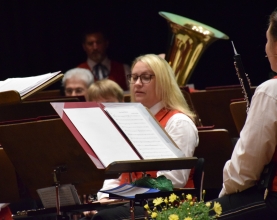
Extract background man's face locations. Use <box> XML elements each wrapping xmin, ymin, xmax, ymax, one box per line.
<box><xmin>64</xmin><ymin>77</ymin><xmax>89</xmax><ymax>100</ymax></box>
<box><xmin>82</xmin><ymin>33</ymin><xmax>109</xmax><ymax>63</ymax></box>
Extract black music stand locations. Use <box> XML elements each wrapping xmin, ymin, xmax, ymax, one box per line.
<box><xmin>0</xmin><ymin>148</ymin><xmax>20</xmax><ymax>203</ymax></box>
<box><xmin>0</xmin><ymin>74</ymin><xmax>64</xmax><ymax>107</ymax></box>
<box><xmin>0</xmin><ymin>97</ymin><xmax>83</xmax><ymax>123</ymax></box>
<box><xmin>0</xmin><ymin>118</ymin><xmax>197</xmax><ymax>219</ymax></box>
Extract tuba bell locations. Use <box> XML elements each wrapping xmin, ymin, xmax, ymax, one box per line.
<box><xmin>159</xmin><ymin>11</ymin><xmax>229</xmax><ymax>86</ymax></box>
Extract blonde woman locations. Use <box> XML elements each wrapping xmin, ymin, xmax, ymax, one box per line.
<box><xmin>88</xmin><ymin>79</ymin><xmax>124</xmax><ymax>102</ymax></box>
<box><xmin>92</xmin><ymin>54</ymin><xmax>199</xmax><ymax>220</ymax></box>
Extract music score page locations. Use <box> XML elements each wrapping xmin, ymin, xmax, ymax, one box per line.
<box><xmin>104</xmin><ymin>105</ymin><xmax>179</xmax><ymax>159</ymax></box>
<box><xmin>37</xmin><ymin>184</ymin><xmax>80</xmax><ymax>208</ymax></box>
<box><xmin>0</xmin><ymin>71</ymin><xmax>61</xmax><ymax>96</ymax></box>
<box><xmin>63</xmin><ymin>108</ymin><xmax>140</xmax><ymax>167</ymax></box>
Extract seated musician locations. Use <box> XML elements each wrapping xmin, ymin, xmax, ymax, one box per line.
<box><xmin>87</xmin><ymin>54</ymin><xmax>199</xmax><ymax>220</ymax></box>
<box><xmin>87</xmin><ymin>79</ymin><xmax>124</xmax><ymax>102</ymax></box>
<box><xmin>211</xmin><ymin>8</ymin><xmax>277</xmax><ymax>219</ymax></box>
<box><xmin>62</xmin><ymin>68</ymin><xmax>94</xmax><ymax>101</ymax></box>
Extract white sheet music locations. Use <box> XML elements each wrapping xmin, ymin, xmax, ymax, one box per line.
<box><xmin>63</xmin><ymin>108</ymin><xmax>140</xmax><ymax>167</ymax></box>
<box><xmin>0</xmin><ymin>71</ymin><xmax>61</xmax><ymax>96</ymax></box>
<box><xmin>105</xmin><ymin>106</ymin><xmax>177</xmax><ymax>159</ymax></box>
<box><xmin>37</xmin><ymin>184</ymin><xmax>81</xmax><ymax>208</ymax></box>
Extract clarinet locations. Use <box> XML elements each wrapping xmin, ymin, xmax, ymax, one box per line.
<box><xmin>231</xmin><ymin>41</ymin><xmax>253</xmax><ymax>113</ymax></box>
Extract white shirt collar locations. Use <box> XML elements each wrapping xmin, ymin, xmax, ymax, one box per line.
<box><xmin>87</xmin><ymin>57</ymin><xmax>111</xmax><ymax>71</ymax></box>
<box><xmin>149</xmin><ymin>101</ymin><xmax>164</xmax><ymax>115</ymax></box>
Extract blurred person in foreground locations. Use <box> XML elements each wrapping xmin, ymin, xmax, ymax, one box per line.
<box><xmin>211</xmin><ymin>8</ymin><xmax>277</xmax><ymax>219</ymax></box>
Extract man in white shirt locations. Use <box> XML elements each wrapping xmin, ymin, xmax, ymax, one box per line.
<box><xmin>211</xmin><ymin>8</ymin><xmax>277</xmax><ymax>219</ymax></box>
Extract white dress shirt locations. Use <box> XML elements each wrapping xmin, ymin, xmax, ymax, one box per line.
<box><xmin>219</xmin><ymin>79</ymin><xmax>277</xmax><ymax>197</ymax></box>
<box><xmin>86</xmin><ymin>57</ymin><xmax>130</xmax><ymax>80</ymax></box>
<box><xmin>97</xmin><ymin>102</ymin><xmax>199</xmax><ymax>200</ymax></box>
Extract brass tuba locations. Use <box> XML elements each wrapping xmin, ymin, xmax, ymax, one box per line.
<box><xmin>159</xmin><ymin>11</ymin><xmax>229</xmax><ymax>86</ymax></box>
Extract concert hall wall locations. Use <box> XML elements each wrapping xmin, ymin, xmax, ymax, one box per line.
<box><xmin>0</xmin><ymin>0</ymin><xmax>276</xmax><ymax>89</ymax></box>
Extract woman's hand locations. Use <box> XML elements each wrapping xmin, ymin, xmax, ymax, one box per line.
<box><xmin>83</xmin><ymin>210</ymin><xmax>98</xmax><ymax>217</ymax></box>
<box><xmin>98</xmin><ymin>197</ymin><xmax>111</xmax><ymax>203</ymax></box>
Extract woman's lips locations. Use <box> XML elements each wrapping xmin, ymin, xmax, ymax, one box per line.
<box><xmin>135</xmin><ymin>91</ymin><xmax>144</xmax><ymax>95</ymax></box>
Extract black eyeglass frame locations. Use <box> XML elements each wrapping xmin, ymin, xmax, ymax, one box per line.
<box><xmin>265</xmin><ymin>54</ymin><xmax>277</xmax><ymax>57</ymax></box>
<box><xmin>127</xmin><ymin>74</ymin><xmax>155</xmax><ymax>84</ymax></box>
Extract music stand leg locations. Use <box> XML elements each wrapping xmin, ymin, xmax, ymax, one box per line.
<box><xmin>55</xmin><ymin>185</ymin><xmax>61</xmax><ymax>216</ymax></box>
<box><xmin>129</xmin><ymin>200</ymin><xmax>135</xmax><ymax>220</ymax></box>
<box><xmin>53</xmin><ymin>166</ymin><xmax>67</xmax><ymax>220</ymax></box>
<box><xmin>56</xmin><ymin>214</ymin><xmax>70</xmax><ymax>220</ymax></box>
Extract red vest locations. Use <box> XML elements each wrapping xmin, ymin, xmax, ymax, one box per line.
<box><xmin>77</xmin><ymin>61</ymin><xmax>128</xmax><ymax>90</ymax></box>
<box><xmin>119</xmin><ymin>108</ymin><xmax>194</xmax><ymax>188</ymax></box>
<box><xmin>271</xmin><ymin>148</ymin><xmax>277</xmax><ymax>191</ymax></box>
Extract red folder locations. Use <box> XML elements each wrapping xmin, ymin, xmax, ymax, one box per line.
<box><xmin>50</xmin><ymin>102</ymin><xmax>197</xmax><ymax>173</ymax></box>
<box><xmin>51</xmin><ymin>102</ymin><xmax>108</xmax><ymax>169</ymax></box>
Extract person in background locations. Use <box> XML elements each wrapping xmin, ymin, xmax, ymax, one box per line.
<box><xmin>62</xmin><ymin>68</ymin><xmax>94</xmax><ymax>101</ymax></box>
<box><xmin>90</xmin><ymin>54</ymin><xmax>199</xmax><ymax>220</ymax></box>
<box><xmin>211</xmin><ymin>8</ymin><xmax>277</xmax><ymax>219</ymax></box>
<box><xmin>78</xmin><ymin>29</ymin><xmax>130</xmax><ymax>91</ymax></box>
<box><xmin>88</xmin><ymin>79</ymin><xmax>124</xmax><ymax>102</ymax></box>
<box><xmin>81</xmin><ymin>79</ymin><xmax>124</xmax><ymax>219</ymax></box>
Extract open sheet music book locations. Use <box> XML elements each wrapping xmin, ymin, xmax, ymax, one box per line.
<box><xmin>0</xmin><ymin>71</ymin><xmax>62</xmax><ymax>97</ymax></box>
<box><xmin>37</xmin><ymin>184</ymin><xmax>81</xmax><ymax>209</ymax></box>
<box><xmin>51</xmin><ymin>102</ymin><xmax>185</xmax><ymax>169</ymax></box>
<box><xmin>99</xmin><ymin>184</ymin><xmax>160</xmax><ymax>199</ymax></box>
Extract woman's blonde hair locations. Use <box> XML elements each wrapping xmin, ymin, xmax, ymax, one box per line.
<box><xmin>88</xmin><ymin>79</ymin><xmax>124</xmax><ymax>102</ymax></box>
<box><xmin>130</xmin><ymin>54</ymin><xmax>195</xmax><ymax>122</ymax></box>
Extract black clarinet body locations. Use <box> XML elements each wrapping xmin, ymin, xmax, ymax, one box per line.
<box><xmin>232</xmin><ymin>42</ymin><xmax>253</xmax><ymax>113</ymax></box>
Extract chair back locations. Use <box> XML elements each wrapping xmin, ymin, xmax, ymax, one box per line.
<box><xmin>230</xmin><ymin>101</ymin><xmax>247</xmax><ymax>134</ymax></box>
<box><xmin>190</xmin><ymin>87</ymin><xmax>256</xmax><ymax>138</ymax></box>
<box><xmin>194</xmin><ymin>129</ymin><xmax>234</xmax><ymax>189</ymax></box>
<box><xmin>193</xmin><ymin>158</ymin><xmax>205</xmax><ymax>200</ymax></box>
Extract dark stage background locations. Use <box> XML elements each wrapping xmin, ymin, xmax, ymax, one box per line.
<box><xmin>0</xmin><ymin>0</ymin><xmax>276</xmax><ymax>90</ymax></box>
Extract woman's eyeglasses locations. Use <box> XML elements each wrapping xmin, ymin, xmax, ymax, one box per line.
<box><xmin>265</xmin><ymin>54</ymin><xmax>277</xmax><ymax>57</ymax></box>
<box><xmin>127</xmin><ymin>74</ymin><xmax>155</xmax><ymax>84</ymax></box>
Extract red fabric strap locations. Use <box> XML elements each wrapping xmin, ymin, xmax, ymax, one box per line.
<box><xmin>271</xmin><ymin>147</ymin><xmax>277</xmax><ymax>191</ymax></box>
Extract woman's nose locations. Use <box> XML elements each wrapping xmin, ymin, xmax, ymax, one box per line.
<box><xmin>134</xmin><ymin>77</ymin><xmax>142</xmax><ymax>85</ymax></box>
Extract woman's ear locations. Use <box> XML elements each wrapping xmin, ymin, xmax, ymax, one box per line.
<box><xmin>158</xmin><ymin>53</ymin><xmax>165</xmax><ymax>59</ymax></box>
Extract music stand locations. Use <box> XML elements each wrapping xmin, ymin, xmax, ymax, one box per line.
<box><xmin>0</xmin><ymin>74</ymin><xmax>64</xmax><ymax>107</ymax></box>
<box><xmin>0</xmin><ymin>90</ymin><xmax>21</xmax><ymax>106</ymax></box>
<box><xmin>0</xmin><ymin>117</ymin><xmax>197</xmax><ymax>219</ymax></box>
<box><xmin>0</xmin><ymin>148</ymin><xmax>20</xmax><ymax>203</ymax></box>
<box><xmin>0</xmin><ymin>97</ymin><xmax>81</xmax><ymax>123</ymax></box>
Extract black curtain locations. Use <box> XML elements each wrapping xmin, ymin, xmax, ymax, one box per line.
<box><xmin>0</xmin><ymin>0</ymin><xmax>276</xmax><ymax>89</ymax></box>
